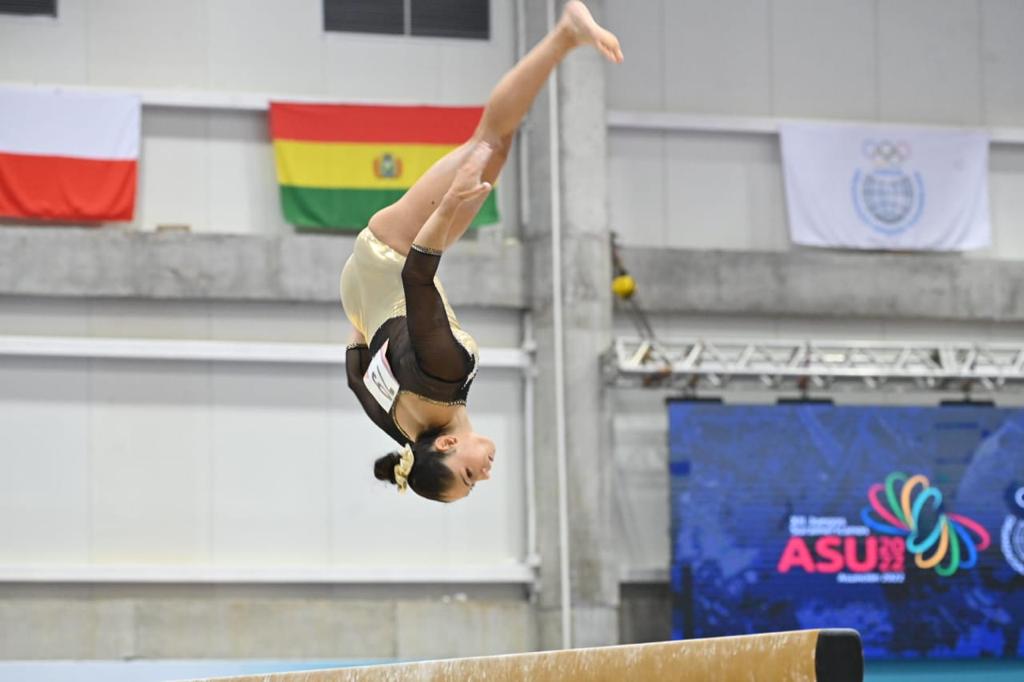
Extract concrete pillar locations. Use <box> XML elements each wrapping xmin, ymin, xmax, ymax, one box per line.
<box><xmin>522</xmin><ymin>0</ymin><xmax>618</xmax><ymax>650</ymax></box>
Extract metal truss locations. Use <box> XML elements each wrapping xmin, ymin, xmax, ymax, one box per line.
<box><xmin>605</xmin><ymin>337</ymin><xmax>1024</xmax><ymax>393</ymax></box>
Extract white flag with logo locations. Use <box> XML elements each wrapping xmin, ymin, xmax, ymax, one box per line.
<box><xmin>780</xmin><ymin>122</ymin><xmax>990</xmax><ymax>250</ymax></box>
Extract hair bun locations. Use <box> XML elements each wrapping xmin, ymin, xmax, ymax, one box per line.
<box><xmin>374</xmin><ymin>452</ymin><xmax>401</xmax><ymax>484</ymax></box>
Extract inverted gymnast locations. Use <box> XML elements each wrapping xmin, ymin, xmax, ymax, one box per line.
<box><xmin>342</xmin><ymin>1</ymin><xmax>622</xmax><ymax>502</ymax></box>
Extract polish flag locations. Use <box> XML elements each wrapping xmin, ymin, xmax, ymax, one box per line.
<box><xmin>0</xmin><ymin>87</ymin><xmax>140</xmax><ymax>223</ymax></box>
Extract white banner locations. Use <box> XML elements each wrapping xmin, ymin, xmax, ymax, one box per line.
<box><xmin>780</xmin><ymin>122</ymin><xmax>990</xmax><ymax>251</ymax></box>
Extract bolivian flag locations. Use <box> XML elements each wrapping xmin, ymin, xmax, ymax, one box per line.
<box><xmin>269</xmin><ymin>102</ymin><xmax>499</xmax><ymax>231</ymax></box>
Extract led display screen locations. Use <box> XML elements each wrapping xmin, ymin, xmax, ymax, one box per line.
<box><xmin>669</xmin><ymin>401</ymin><xmax>1024</xmax><ymax>659</ymax></box>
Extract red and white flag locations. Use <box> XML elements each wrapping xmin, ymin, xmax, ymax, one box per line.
<box><xmin>0</xmin><ymin>87</ymin><xmax>140</xmax><ymax>222</ymax></box>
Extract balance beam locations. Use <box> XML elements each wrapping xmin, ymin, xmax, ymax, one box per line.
<box><xmin>192</xmin><ymin>628</ymin><xmax>862</xmax><ymax>682</ymax></box>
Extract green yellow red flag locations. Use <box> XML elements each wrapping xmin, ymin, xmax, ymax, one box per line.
<box><xmin>269</xmin><ymin>102</ymin><xmax>499</xmax><ymax>231</ymax></box>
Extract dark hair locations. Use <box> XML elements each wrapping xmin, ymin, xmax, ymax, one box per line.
<box><xmin>373</xmin><ymin>426</ymin><xmax>455</xmax><ymax>502</ymax></box>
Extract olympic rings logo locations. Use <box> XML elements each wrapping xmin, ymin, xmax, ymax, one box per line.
<box><xmin>861</xmin><ymin>472</ymin><xmax>991</xmax><ymax>577</ymax></box>
<box><xmin>862</xmin><ymin>139</ymin><xmax>911</xmax><ymax>167</ymax></box>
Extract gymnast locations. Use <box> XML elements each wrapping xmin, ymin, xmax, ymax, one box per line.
<box><xmin>342</xmin><ymin>1</ymin><xmax>622</xmax><ymax>502</ymax></box>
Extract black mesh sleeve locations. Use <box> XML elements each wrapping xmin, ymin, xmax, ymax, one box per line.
<box><xmin>400</xmin><ymin>245</ymin><xmax>473</xmax><ymax>383</ymax></box>
<box><xmin>346</xmin><ymin>344</ymin><xmax>407</xmax><ymax>445</ymax></box>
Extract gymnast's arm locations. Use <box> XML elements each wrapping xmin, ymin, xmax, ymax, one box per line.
<box><xmin>399</xmin><ymin>144</ymin><xmax>491</xmax><ymax>382</ymax></box>
<box><xmin>346</xmin><ymin>342</ymin><xmax>407</xmax><ymax>446</ymax></box>
<box><xmin>410</xmin><ymin>142</ymin><xmax>494</xmax><ymax>253</ymax></box>
<box><xmin>400</xmin><ymin>246</ymin><xmax>473</xmax><ymax>383</ymax></box>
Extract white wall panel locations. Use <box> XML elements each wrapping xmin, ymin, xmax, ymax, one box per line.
<box><xmin>743</xmin><ymin>152</ymin><xmax>790</xmax><ymax>251</ymax></box>
<box><xmin>327</xmin><ymin>382</ymin><xmax>397</xmax><ymax>563</ymax></box>
<box><xmin>987</xmin><ymin>146</ymin><xmax>1024</xmax><ymax>260</ymax></box>
<box><xmin>0</xmin><ymin>360</ymin><xmax>90</xmax><ymax>563</ymax></box>
<box><xmin>323</xmin><ymin>34</ymin><xmax>443</xmax><ymax>104</ymax></box>
<box><xmin>0</xmin><ymin>298</ymin><xmax>90</xmax><ymax>336</ymax></box>
<box><xmin>210</xmin><ymin>365</ymin><xmax>332</xmax><ymax>565</ymax></box>
<box><xmin>981</xmin><ymin>0</ymin><xmax>1024</xmax><ymax>126</ymax></box>
<box><xmin>88</xmin><ymin>300</ymin><xmax>210</xmax><ymax>339</ymax></box>
<box><xmin>86</xmin><ymin>0</ymin><xmax>208</xmax><ymax>89</ymax></box>
<box><xmin>208</xmin><ymin>301</ymin><xmax>331</xmax><ymax>343</ymax></box>
<box><xmin>664</xmin><ymin>150</ymin><xmax>748</xmax><ymax>249</ymax></box>
<box><xmin>0</xmin><ymin>6</ymin><xmax>87</xmax><ymax>84</ymax></box>
<box><xmin>208</xmin><ymin>0</ymin><xmax>324</xmax><ymax>95</ymax></box>
<box><xmin>607</xmin><ymin>130</ymin><xmax>666</xmax><ymax>245</ymax></box>
<box><xmin>662</xmin><ymin>134</ymin><xmax>781</xmax><ymax>250</ymax></box>
<box><xmin>876</xmin><ymin>0</ymin><xmax>983</xmax><ymax>125</ymax></box>
<box><xmin>771</xmin><ymin>0</ymin><xmax>877</xmax><ymax>120</ymax></box>
<box><xmin>207</xmin><ymin>111</ymin><xmax>288</xmax><ymax>236</ymax></box>
<box><xmin>445</xmin><ymin>373</ymin><xmax>525</xmax><ymax>563</ymax></box>
<box><xmin>89</xmin><ymin>361</ymin><xmax>211</xmax><ymax>563</ymax></box>
<box><xmin>137</xmin><ymin>108</ymin><xmax>211</xmax><ymax>233</ymax></box>
<box><xmin>663</xmin><ymin>0</ymin><xmax>772</xmax><ymax>115</ymax></box>
<box><xmin>605</xmin><ymin>0</ymin><xmax>664</xmax><ymax>111</ymax></box>
<box><xmin>138</xmin><ymin>108</ymin><xmax>287</xmax><ymax>235</ymax></box>
<box><xmin>438</xmin><ymin>1</ymin><xmax>515</xmax><ymax>105</ymax></box>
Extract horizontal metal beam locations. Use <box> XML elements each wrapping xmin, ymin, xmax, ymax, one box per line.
<box><xmin>0</xmin><ymin>564</ymin><xmax>665</xmax><ymax>586</ymax></box>
<box><xmin>0</xmin><ymin>82</ymin><xmax>467</xmax><ymax>112</ymax></box>
<box><xmin>608</xmin><ymin>109</ymin><xmax>1024</xmax><ymax>145</ymax></box>
<box><xmin>0</xmin><ymin>563</ymin><xmax>534</xmax><ymax>585</ymax></box>
<box><xmin>0</xmin><ymin>335</ymin><xmax>530</xmax><ymax>369</ymax></box>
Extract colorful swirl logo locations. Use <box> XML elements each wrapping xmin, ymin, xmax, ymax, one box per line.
<box><xmin>860</xmin><ymin>472</ymin><xmax>990</xmax><ymax>577</ymax></box>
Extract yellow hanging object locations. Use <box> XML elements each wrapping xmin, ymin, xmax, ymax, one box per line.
<box><xmin>611</xmin><ymin>274</ymin><xmax>636</xmax><ymax>299</ymax></box>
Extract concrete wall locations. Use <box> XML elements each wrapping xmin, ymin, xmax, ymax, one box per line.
<box><xmin>0</xmin><ymin>584</ymin><xmax>534</xmax><ymax>660</ymax></box>
<box><xmin>605</xmin><ymin>0</ymin><xmax>1024</xmax><ymax>257</ymax></box>
<box><xmin>0</xmin><ymin>229</ymin><xmax>525</xmax><ymax>306</ymax></box>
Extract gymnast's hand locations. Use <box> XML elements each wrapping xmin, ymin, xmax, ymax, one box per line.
<box><xmin>447</xmin><ymin>142</ymin><xmax>494</xmax><ymax>206</ymax></box>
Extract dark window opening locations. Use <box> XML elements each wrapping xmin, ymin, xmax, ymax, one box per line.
<box><xmin>324</xmin><ymin>0</ymin><xmax>489</xmax><ymax>40</ymax></box>
<box><xmin>411</xmin><ymin>0</ymin><xmax>488</xmax><ymax>39</ymax></box>
<box><xmin>324</xmin><ymin>0</ymin><xmax>403</xmax><ymax>35</ymax></box>
<box><xmin>0</xmin><ymin>0</ymin><xmax>56</xmax><ymax>16</ymax></box>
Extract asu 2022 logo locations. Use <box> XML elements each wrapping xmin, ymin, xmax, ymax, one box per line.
<box><xmin>777</xmin><ymin>472</ymin><xmax>991</xmax><ymax>583</ymax></box>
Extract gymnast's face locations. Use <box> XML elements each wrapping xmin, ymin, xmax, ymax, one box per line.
<box><xmin>435</xmin><ymin>431</ymin><xmax>496</xmax><ymax>501</ymax></box>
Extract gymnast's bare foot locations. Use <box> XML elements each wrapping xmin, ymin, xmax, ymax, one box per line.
<box><xmin>560</xmin><ymin>0</ymin><xmax>624</xmax><ymax>63</ymax></box>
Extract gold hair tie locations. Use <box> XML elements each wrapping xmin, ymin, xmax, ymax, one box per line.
<box><xmin>394</xmin><ymin>445</ymin><xmax>415</xmax><ymax>493</ymax></box>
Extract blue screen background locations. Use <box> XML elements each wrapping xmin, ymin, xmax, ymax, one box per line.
<box><xmin>668</xmin><ymin>402</ymin><xmax>1024</xmax><ymax>659</ymax></box>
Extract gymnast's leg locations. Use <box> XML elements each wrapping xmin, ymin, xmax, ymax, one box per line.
<box><xmin>368</xmin><ymin>0</ymin><xmax>622</xmax><ymax>255</ymax></box>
